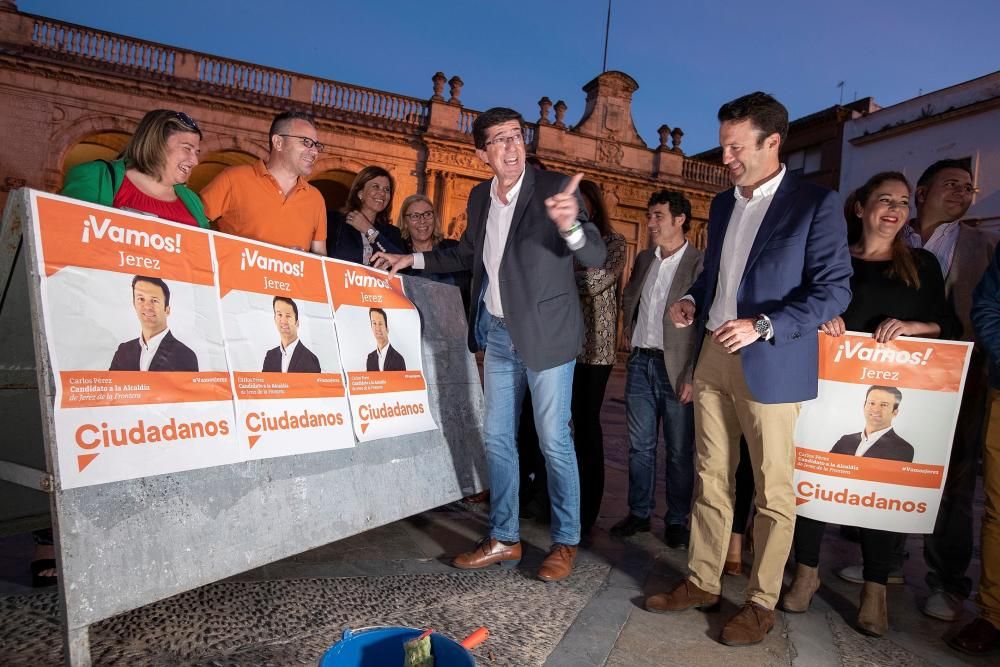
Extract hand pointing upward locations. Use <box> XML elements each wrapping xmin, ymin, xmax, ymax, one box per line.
<box><xmin>545</xmin><ymin>172</ymin><xmax>584</xmax><ymax>232</ymax></box>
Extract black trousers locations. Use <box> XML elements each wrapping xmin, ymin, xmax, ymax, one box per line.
<box><xmin>572</xmin><ymin>363</ymin><xmax>614</xmax><ymax>532</ymax></box>
<box><xmin>731</xmin><ymin>436</ymin><xmax>754</xmax><ymax>535</ymax></box>
<box><xmin>794</xmin><ymin>516</ymin><xmax>897</xmax><ymax>584</ymax></box>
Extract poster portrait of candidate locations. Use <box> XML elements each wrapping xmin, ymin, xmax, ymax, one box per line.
<box><xmin>219</xmin><ymin>291</ymin><xmax>339</xmax><ymax>374</ymax></box>
<box><xmin>261</xmin><ymin>296</ymin><xmax>321</xmax><ymax>373</ymax></box>
<box><xmin>335</xmin><ymin>305</ymin><xmax>421</xmax><ymax>373</ymax></box>
<box><xmin>795</xmin><ymin>382</ymin><xmax>957</xmax><ymax>467</ymax></box>
<box><xmin>41</xmin><ymin>268</ymin><xmax>227</xmax><ymax>372</ymax></box>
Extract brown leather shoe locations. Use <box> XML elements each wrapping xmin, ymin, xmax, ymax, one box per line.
<box><xmin>452</xmin><ymin>537</ymin><xmax>521</xmax><ymax>569</ymax></box>
<box><xmin>781</xmin><ymin>564</ymin><xmax>820</xmax><ymax>613</ymax></box>
<box><xmin>537</xmin><ymin>543</ymin><xmax>577</xmax><ymax>582</ymax></box>
<box><xmin>645</xmin><ymin>579</ymin><xmax>720</xmax><ymax>613</ymax></box>
<box><xmin>720</xmin><ymin>602</ymin><xmax>775</xmax><ymax>646</ymax></box>
<box><xmin>856</xmin><ymin>581</ymin><xmax>888</xmax><ymax>637</ymax></box>
<box><xmin>948</xmin><ymin>617</ymin><xmax>1000</xmax><ymax>655</ymax></box>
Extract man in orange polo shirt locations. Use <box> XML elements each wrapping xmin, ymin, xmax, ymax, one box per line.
<box><xmin>201</xmin><ymin>111</ymin><xmax>327</xmax><ymax>254</ymax></box>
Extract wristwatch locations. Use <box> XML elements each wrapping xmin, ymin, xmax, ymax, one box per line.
<box><xmin>753</xmin><ymin>314</ymin><xmax>773</xmax><ymax>340</ymax></box>
<box><xmin>365</xmin><ymin>228</ymin><xmax>380</xmax><ymax>243</ymax></box>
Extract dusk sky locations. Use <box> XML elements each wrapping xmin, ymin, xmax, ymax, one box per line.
<box><xmin>20</xmin><ymin>0</ymin><xmax>1000</xmax><ymax>153</ymax></box>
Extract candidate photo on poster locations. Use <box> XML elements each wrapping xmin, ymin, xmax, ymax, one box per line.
<box><xmin>261</xmin><ymin>295</ymin><xmax>321</xmax><ymax>373</ymax></box>
<box><xmin>109</xmin><ymin>275</ymin><xmax>198</xmax><ymax>372</ymax></box>
<box><xmin>335</xmin><ymin>306</ymin><xmax>420</xmax><ymax>373</ymax></box>
<box><xmin>39</xmin><ymin>268</ymin><xmax>227</xmax><ymax>371</ymax></box>
<box><xmin>795</xmin><ymin>382</ymin><xmax>959</xmax><ymax>468</ymax></box>
<box><xmin>829</xmin><ymin>385</ymin><xmax>914</xmax><ymax>462</ymax></box>
<box><xmin>366</xmin><ymin>307</ymin><xmax>406</xmax><ymax>371</ymax></box>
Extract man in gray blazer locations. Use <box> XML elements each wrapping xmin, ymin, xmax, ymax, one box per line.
<box><xmin>374</xmin><ymin>107</ymin><xmax>606</xmax><ymax>582</ymax></box>
<box><xmin>611</xmin><ymin>190</ymin><xmax>704</xmax><ymax>549</ymax></box>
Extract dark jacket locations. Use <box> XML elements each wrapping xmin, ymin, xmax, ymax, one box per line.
<box><xmin>262</xmin><ymin>341</ymin><xmax>321</xmax><ymax>373</ymax></box>
<box><xmin>972</xmin><ymin>244</ymin><xmax>1000</xmax><ymax>389</ymax></box>
<box><xmin>422</xmin><ymin>167</ymin><xmax>606</xmax><ymax>371</ymax></box>
<box><xmin>830</xmin><ymin>428</ymin><xmax>914</xmax><ymax>463</ymax></box>
<box><xmin>327</xmin><ymin>210</ymin><xmax>404</xmax><ymax>264</ymax></box>
<box><xmin>366</xmin><ymin>344</ymin><xmax>406</xmax><ymax>371</ymax></box>
<box><xmin>109</xmin><ymin>331</ymin><xmax>199</xmax><ymax>372</ymax></box>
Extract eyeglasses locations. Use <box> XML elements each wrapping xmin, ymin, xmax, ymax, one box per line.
<box><xmin>157</xmin><ymin>110</ymin><xmax>201</xmax><ymax>134</ymax></box>
<box><xmin>939</xmin><ymin>179</ymin><xmax>978</xmax><ymax>195</ymax></box>
<box><xmin>405</xmin><ymin>211</ymin><xmax>435</xmax><ymax>222</ymax></box>
<box><xmin>484</xmin><ymin>132</ymin><xmax>524</xmax><ymax>148</ymax></box>
<box><xmin>280</xmin><ymin>134</ymin><xmax>325</xmax><ymax>151</ymax></box>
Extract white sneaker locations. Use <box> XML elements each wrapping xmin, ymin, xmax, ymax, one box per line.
<box><xmin>836</xmin><ymin>564</ymin><xmax>905</xmax><ymax>585</ymax></box>
<box><xmin>923</xmin><ymin>590</ymin><xmax>964</xmax><ymax>622</ymax></box>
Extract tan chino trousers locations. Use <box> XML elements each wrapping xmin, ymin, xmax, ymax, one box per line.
<box><xmin>687</xmin><ymin>335</ymin><xmax>800</xmax><ymax>609</ymax></box>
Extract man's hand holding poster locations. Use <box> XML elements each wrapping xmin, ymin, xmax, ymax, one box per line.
<box><xmin>30</xmin><ymin>192</ymin><xmax>238</xmax><ymax>489</ymax></box>
<box><xmin>324</xmin><ymin>260</ymin><xmax>437</xmax><ymax>442</ymax></box>
<box><xmin>213</xmin><ymin>236</ymin><xmax>353</xmax><ymax>459</ymax></box>
<box><xmin>793</xmin><ymin>331</ymin><xmax>973</xmax><ymax>532</ymax></box>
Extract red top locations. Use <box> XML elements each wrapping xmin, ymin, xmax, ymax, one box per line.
<box><xmin>112</xmin><ymin>175</ymin><xmax>198</xmax><ymax>226</ymax></box>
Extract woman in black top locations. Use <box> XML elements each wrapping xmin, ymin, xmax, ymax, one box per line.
<box><xmin>782</xmin><ymin>171</ymin><xmax>957</xmax><ymax>637</ymax></box>
<box><xmin>327</xmin><ymin>166</ymin><xmax>404</xmax><ymax>265</ymax></box>
<box><xmin>395</xmin><ymin>193</ymin><xmax>470</xmax><ymax>313</ymax></box>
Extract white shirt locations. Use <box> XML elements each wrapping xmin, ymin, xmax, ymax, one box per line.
<box><xmin>375</xmin><ymin>342</ymin><xmax>389</xmax><ymax>370</ymax></box>
<box><xmin>138</xmin><ymin>328</ymin><xmax>169</xmax><ymax>372</ymax></box>
<box><xmin>706</xmin><ymin>166</ymin><xmax>787</xmax><ymax>332</ymax></box>
<box><xmin>903</xmin><ymin>220</ymin><xmax>960</xmax><ymax>277</ymax></box>
<box><xmin>855</xmin><ymin>426</ymin><xmax>894</xmax><ymax>458</ymax></box>
<box><xmin>632</xmin><ymin>243</ymin><xmax>689</xmax><ymax>349</ymax></box>
<box><xmin>279</xmin><ymin>338</ymin><xmax>299</xmax><ymax>373</ymax></box>
<box><xmin>411</xmin><ymin>170</ymin><xmax>586</xmax><ymax>317</ymax></box>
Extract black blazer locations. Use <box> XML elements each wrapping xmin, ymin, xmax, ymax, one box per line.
<box><xmin>327</xmin><ymin>211</ymin><xmax>404</xmax><ymax>265</ymax></box>
<box><xmin>262</xmin><ymin>341</ymin><xmax>321</xmax><ymax>373</ymax></box>
<box><xmin>422</xmin><ymin>168</ymin><xmax>606</xmax><ymax>371</ymax></box>
<box><xmin>109</xmin><ymin>331</ymin><xmax>198</xmax><ymax>372</ymax></box>
<box><xmin>830</xmin><ymin>428</ymin><xmax>914</xmax><ymax>463</ymax></box>
<box><xmin>366</xmin><ymin>344</ymin><xmax>406</xmax><ymax>371</ymax></box>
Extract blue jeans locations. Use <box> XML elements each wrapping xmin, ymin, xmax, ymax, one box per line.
<box><xmin>483</xmin><ymin>316</ymin><xmax>580</xmax><ymax>545</ymax></box>
<box><xmin>625</xmin><ymin>349</ymin><xmax>694</xmax><ymax>525</ymax></box>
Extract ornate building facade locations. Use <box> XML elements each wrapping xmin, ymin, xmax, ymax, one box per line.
<box><xmin>0</xmin><ymin>1</ymin><xmax>728</xmax><ymax>290</ymax></box>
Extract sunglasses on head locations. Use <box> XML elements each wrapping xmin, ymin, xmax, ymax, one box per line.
<box><xmin>155</xmin><ymin>109</ymin><xmax>201</xmax><ymax>135</ymax></box>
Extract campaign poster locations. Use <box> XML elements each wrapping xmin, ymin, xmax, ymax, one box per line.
<box><xmin>213</xmin><ymin>235</ymin><xmax>353</xmax><ymax>458</ymax></box>
<box><xmin>324</xmin><ymin>260</ymin><xmax>437</xmax><ymax>442</ymax></box>
<box><xmin>29</xmin><ymin>192</ymin><xmax>239</xmax><ymax>489</ymax></box>
<box><xmin>793</xmin><ymin>332</ymin><xmax>973</xmax><ymax>532</ymax></box>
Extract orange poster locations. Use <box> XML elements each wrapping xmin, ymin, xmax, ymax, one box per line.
<box><xmin>793</xmin><ymin>332</ymin><xmax>972</xmax><ymax>533</ymax></box>
<box><xmin>212</xmin><ymin>234</ymin><xmax>354</xmax><ymax>458</ymax></box>
<box><xmin>324</xmin><ymin>259</ymin><xmax>437</xmax><ymax>441</ymax></box>
<box><xmin>29</xmin><ymin>192</ymin><xmax>239</xmax><ymax>490</ymax></box>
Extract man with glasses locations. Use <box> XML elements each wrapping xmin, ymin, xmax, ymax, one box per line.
<box><xmin>372</xmin><ymin>107</ymin><xmax>606</xmax><ymax>582</ymax></box>
<box><xmin>201</xmin><ymin>111</ymin><xmax>327</xmax><ymax>254</ymax></box>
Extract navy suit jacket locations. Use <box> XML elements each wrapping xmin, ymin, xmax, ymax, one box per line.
<box><xmin>366</xmin><ymin>344</ymin><xmax>406</xmax><ymax>371</ymax></box>
<box><xmin>326</xmin><ymin>212</ymin><xmax>404</xmax><ymax>265</ymax></box>
<box><xmin>686</xmin><ymin>173</ymin><xmax>852</xmax><ymax>403</ymax></box>
<box><xmin>830</xmin><ymin>428</ymin><xmax>914</xmax><ymax>463</ymax></box>
<box><xmin>109</xmin><ymin>331</ymin><xmax>199</xmax><ymax>372</ymax></box>
<box><xmin>262</xmin><ymin>341</ymin><xmax>321</xmax><ymax>373</ymax></box>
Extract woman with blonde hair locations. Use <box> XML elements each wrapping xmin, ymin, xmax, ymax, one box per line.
<box><xmin>396</xmin><ymin>193</ymin><xmax>470</xmax><ymax>310</ymax></box>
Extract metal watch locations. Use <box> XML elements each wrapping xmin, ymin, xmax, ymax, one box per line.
<box><xmin>753</xmin><ymin>314</ymin><xmax>772</xmax><ymax>340</ymax></box>
<box><xmin>365</xmin><ymin>228</ymin><xmax>379</xmax><ymax>242</ymax></box>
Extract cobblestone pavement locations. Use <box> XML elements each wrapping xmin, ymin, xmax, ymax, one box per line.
<box><xmin>0</xmin><ymin>366</ymin><xmax>993</xmax><ymax>665</ymax></box>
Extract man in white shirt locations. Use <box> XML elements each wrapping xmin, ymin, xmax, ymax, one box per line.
<box><xmin>649</xmin><ymin>92</ymin><xmax>852</xmax><ymax>646</ymax></box>
<box><xmin>830</xmin><ymin>386</ymin><xmax>914</xmax><ymax>462</ymax></box>
<box><xmin>262</xmin><ymin>296</ymin><xmax>320</xmax><ymax>373</ymax></box>
<box><xmin>611</xmin><ymin>190</ymin><xmax>703</xmax><ymax>549</ymax></box>
<box><xmin>110</xmin><ymin>275</ymin><xmax>198</xmax><ymax>372</ymax></box>
<box><xmin>365</xmin><ymin>307</ymin><xmax>405</xmax><ymax>372</ymax></box>
<box><xmin>371</xmin><ymin>107</ymin><xmax>607</xmax><ymax>583</ymax></box>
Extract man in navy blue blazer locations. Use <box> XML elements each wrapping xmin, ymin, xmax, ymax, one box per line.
<box><xmin>645</xmin><ymin>92</ymin><xmax>852</xmax><ymax>647</ymax></box>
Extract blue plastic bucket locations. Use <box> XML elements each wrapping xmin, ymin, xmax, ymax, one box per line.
<box><xmin>319</xmin><ymin>626</ymin><xmax>476</xmax><ymax>666</ymax></box>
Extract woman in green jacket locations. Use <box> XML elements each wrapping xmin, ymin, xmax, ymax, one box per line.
<box><xmin>61</xmin><ymin>109</ymin><xmax>209</xmax><ymax>228</ymax></box>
